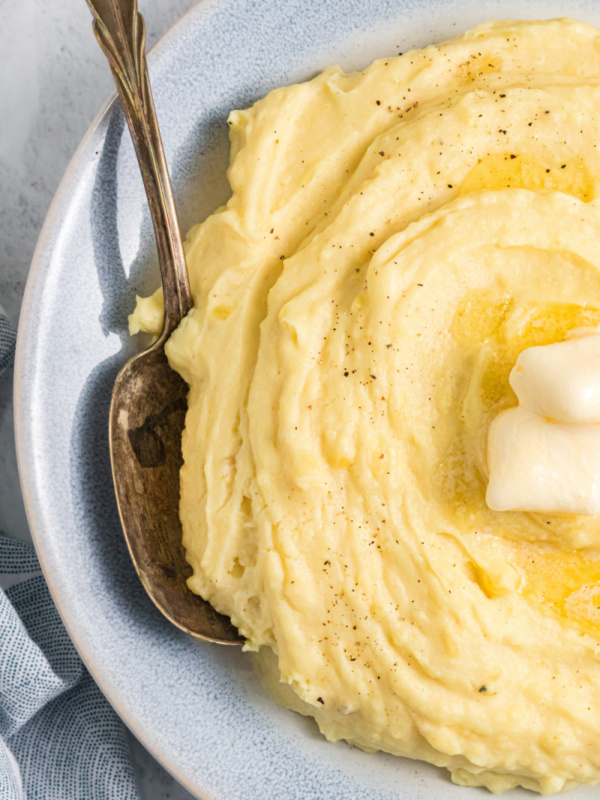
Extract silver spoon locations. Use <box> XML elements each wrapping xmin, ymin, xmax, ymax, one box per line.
<box><xmin>86</xmin><ymin>0</ymin><xmax>242</xmax><ymax>644</ymax></box>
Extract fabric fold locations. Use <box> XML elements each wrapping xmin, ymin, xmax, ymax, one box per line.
<box><xmin>0</xmin><ymin>309</ymin><xmax>140</xmax><ymax>799</ymax></box>
<box><xmin>0</xmin><ymin>311</ymin><xmax>16</xmax><ymax>375</ymax></box>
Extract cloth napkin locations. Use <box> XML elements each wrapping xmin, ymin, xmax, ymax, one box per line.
<box><xmin>0</xmin><ymin>307</ymin><xmax>140</xmax><ymax>800</ymax></box>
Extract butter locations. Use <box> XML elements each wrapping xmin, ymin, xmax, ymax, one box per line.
<box><xmin>510</xmin><ymin>329</ymin><xmax>600</xmax><ymax>423</ymax></box>
<box><xmin>487</xmin><ymin>330</ymin><xmax>600</xmax><ymax>514</ymax></box>
<box><xmin>487</xmin><ymin>406</ymin><xmax>600</xmax><ymax>513</ymax></box>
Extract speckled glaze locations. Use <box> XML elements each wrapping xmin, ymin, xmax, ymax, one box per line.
<box><xmin>14</xmin><ymin>0</ymin><xmax>600</xmax><ymax>797</ymax></box>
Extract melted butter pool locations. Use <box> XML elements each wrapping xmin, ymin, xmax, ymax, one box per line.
<box><xmin>460</xmin><ymin>152</ymin><xmax>595</xmax><ymax>202</ymax></box>
<box><xmin>508</xmin><ymin>543</ymin><xmax>600</xmax><ymax>638</ymax></box>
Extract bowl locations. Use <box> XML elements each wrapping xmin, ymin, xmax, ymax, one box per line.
<box><xmin>15</xmin><ymin>0</ymin><xmax>600</xmax><ymax>797</ymax></box>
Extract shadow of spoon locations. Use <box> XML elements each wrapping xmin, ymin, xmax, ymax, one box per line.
<box><xmin>86</xmin><ymin>0</ymin><xmax>242</xmax><ymax>644</ymax></box>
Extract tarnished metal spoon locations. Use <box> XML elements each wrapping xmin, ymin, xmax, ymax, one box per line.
<box><xmin>87</xmin><ymin>0</ymin><xmax>242</xmax><ymax>644</ymax></box>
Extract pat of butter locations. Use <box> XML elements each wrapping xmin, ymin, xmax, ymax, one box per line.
<box><xmin>510</xmin><ymin>329</ymin><xmax>600</xmax><ymax>423</ymax></box>
<box><xmin>486</xmin><ymin>407</ymin><xmax>600</xmax><ymax>514</ymax></box>
<box><xmin>487</xmin><ymin>329</ymin><xmax>600</xmax><ymax>515</ymax></box>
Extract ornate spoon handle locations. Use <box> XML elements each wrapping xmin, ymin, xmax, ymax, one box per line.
<box><xmin>86</xmin><ymin>0</ymin><xmax>192</xmax><ymax>340</ymax></box>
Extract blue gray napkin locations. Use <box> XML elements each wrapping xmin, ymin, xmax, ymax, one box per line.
<box><xmin>0</xmin><ymin>308</ymin><xmax>139</xmax><ymax>800</ymax></box>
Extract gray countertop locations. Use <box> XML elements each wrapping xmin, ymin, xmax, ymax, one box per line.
<box><xmin>0</xmin><ymin>1</ymin><xmax>202</xmax><ymax>797</ymax></box>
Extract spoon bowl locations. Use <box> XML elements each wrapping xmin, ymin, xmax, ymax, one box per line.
<box><xmin>110</xmin><ymin>345</ymin><xmax>241</xmax><ymax>643</ymax></box>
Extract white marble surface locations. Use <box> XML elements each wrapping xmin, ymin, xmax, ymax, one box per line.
<box><xmin>0</xmin><ymin>1</ymin><xmax>201</xmax><ymax>797</ymax></box>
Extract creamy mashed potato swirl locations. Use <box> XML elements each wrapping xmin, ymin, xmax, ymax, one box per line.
<box><xmin>132</xmin><ymin>19</ymin><xmax>600</xmax><ymax>794</ymax></box>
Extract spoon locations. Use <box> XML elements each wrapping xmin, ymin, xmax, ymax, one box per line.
<box><xmin>87</xmin><ymin>0</ymin><xmax>242</xmax><ymax>644</ymax></box>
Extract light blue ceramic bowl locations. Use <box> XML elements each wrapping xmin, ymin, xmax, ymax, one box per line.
<box><xmin>14</xmin><ymin>0</ymin><xmax>600</xmax><ymax>797</ymax></box>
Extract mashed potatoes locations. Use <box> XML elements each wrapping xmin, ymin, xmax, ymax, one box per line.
<box><xmin>131</xmin><ymin>19</ymin><xmax>600</xmax><ymax>794</ymax></box>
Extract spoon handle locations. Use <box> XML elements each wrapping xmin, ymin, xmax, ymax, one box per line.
<box><xmin>86</xmin><ymin>0</ymin><xmax>192</xmax><ymax>339</ymax></box>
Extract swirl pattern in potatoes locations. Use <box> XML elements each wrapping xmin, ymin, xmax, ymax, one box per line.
<box><xmin>132</xmin><ymin>18</ymin><xmax>600</xmax><ymax>794</ymax></box>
